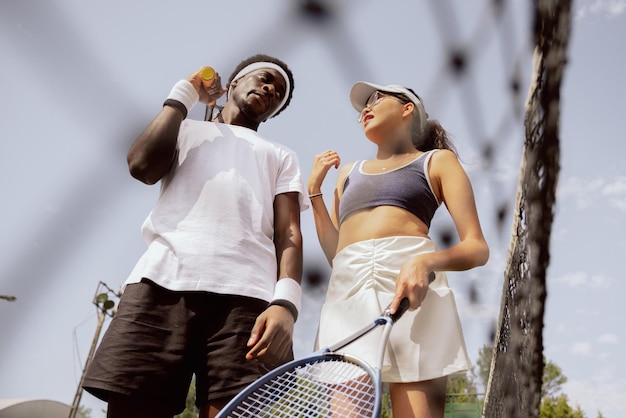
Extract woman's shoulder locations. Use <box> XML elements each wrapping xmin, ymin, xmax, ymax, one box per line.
<box><xmin>428</xmin><ymin>148</ymin><xmax>460</xmax><ymax>167</ymax></box>
<box><xmin>430</xmin><ymin>148</ymin><xmax>457</xmax><ymax>159</ymax></box>
<box><xmin>335</xmin><ymin>161</ymin><xmax>358</xmax><ymax>192</ymax></box>
<box><xmin>339</xmin><ymin>161</ymin><xmax>359</xmax><ymax>175</ymax></box>
<box><xmin>427</xmin><ymin>149</ymin><xmax>463</xmax><ymax>178</ymax></box>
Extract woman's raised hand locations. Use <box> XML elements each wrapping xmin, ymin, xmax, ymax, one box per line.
<box><xmin>308</xmin><ymin>150</ymin><xmax>340</xmax><ymax>193</ymax></box>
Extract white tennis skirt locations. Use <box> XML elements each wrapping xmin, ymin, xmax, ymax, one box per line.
<box><xmin>314</xmin><ymin>236</ymin><xmax>471</xmax><ymax>383</ymax></box>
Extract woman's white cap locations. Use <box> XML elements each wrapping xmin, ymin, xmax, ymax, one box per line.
<box><xmin>350</xmin><ymin>81</ymin><xmax>427</xmax><ymax>130</ymax></box>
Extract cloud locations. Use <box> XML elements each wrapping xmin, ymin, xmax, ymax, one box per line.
<box><xmin>590</xmin><ymin>0</ymin><xmax>626</xmax><ymax>15</ymax></box>
<box><xmin>568</xmin><ymin>334</ymin><xmax>619</xmax><ymax>359</ymax></box>
<box><xmin>557</xmin><ymin>177</ymin><xmax>603</xmax><ymax>209</ymax></box>
<box><xmin>565</xmin><ymin>371</ymin><xmax>626</xmax><ymax>417</ymax></box>
<box><xmin>558</xmin><ymin>176</ymin><xmax>626</xmax><ymax>212</ymax></box>
<box><xmin>570</xmin><ymin>341</ymin><xmax>592</xmax><ymax>356</ymax></box>
<box><xmin>602</xmin><ymin>176</ymin><xmax>626</xmax><ymax>211</ymax></box>
<box><xmin>597</xmin><ymin>333</ymin><xmax>619</xmax><ymax>344</ymax></box>
<box><xmin>602</xmin><ymin>177</ymin><xmax>626</xmax><ymax>195</ymax></box>
<box><xmin>575</xmin><ymin>0</ymin><xmax>626</xmax><ymax>19</ymax></box>
<box><xmin>552</xmin><ymin>270</ymin><xmax>612</xmax><ymax>289</ymax></box>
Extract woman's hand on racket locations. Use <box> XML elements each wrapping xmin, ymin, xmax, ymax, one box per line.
<box><xmin>246</xmin><ymin>305</ymin><xmax>294</xmax><ymax>364</ymax></box>
<box><xmin>389</xmin><ymin>256</ymin><xmax>435</xmax><ymax>314</ymax></box>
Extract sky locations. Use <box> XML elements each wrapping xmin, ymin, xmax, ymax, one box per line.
<box><xmin>1</xmin><ymin>0</ymin><xmax>625</xmax><ymax>417</ymax></box>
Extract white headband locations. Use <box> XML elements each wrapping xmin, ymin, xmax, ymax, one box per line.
<box><xmin>227</xmin><ymin>62</ymin><xmax>291</xmax><ymax>120</ymax></box>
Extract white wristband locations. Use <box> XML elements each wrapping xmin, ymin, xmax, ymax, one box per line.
<box><xmin>270</xmin><ymin>278</ymin><xmax>302</xmax><ymax>321</ymax></box>
<box><xmin>166</xmin><ymin>80</ymin><xmax>199</xmax><ymax>115</ymax></box>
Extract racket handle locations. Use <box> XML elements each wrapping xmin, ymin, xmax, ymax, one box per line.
<box><xmin>389</xmin><ymin>272</ymin><xmax>435</xmax><ymax>322</ymax></box>
<box><xmin>200</xmin><ymin>66</ymin><xmax>218</xmax><ymax>94</ymax></box>
<box><xmin>201</xmin><ymin>66</ymin><xmax>219</xmax><ymax>119</ymax></box>
<box><xmin>200</xmin><ymin>66</ymin><xmax>215</xmax><ymax>82</ymax></box>
<box><xmin>389</xmin><ymin>298</ymin><xmax>411</xmax><ymax>322</ymax></box>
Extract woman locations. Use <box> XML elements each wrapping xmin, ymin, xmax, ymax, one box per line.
<box><xmin>308</xmin><ymin>81</ymin><xmax>489</xmax><ymax>418</ymax></box>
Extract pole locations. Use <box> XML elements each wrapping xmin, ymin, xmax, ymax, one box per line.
<box><xmin>68</xmin><ymin>308</ymin><xmax>106</xmax><ymax>418</ymax></box>
<box><xmin>68</xmin><ymin>282</ymin><xmax>118</xmax><ymax>418</ymax></box>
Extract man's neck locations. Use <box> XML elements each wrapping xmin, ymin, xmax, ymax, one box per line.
<box><xmin>214</xmin><ymin>105</ymin><xmax>261</xmax><ymax>131</ymax></box>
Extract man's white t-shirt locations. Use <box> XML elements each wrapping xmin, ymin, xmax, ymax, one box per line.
<box><xmin>125</xmin><ymin>120</ymin><xmax>308</xmax><ymax>302</ymax></box>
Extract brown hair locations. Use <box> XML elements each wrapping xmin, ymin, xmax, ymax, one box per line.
<box><xmin>414</xmin><ymin>119</ymin><xmax>457</xmax><ymax>155</ymax></box>
<box><xmin>402</xmin><ymin>87</ymin><xmax>457</xmax><ymax>155</ymax></box>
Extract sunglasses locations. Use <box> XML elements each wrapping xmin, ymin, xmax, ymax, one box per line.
<box><xmin>357</xmin><ymin>91</ymin><xmax>410</xmax><ymax>123</ymax></box>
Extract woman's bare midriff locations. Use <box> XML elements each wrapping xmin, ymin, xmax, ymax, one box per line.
<box><xmin>336</xmin><ymin>206</ymin><xmax>431</xmax><ymax>255</ymax></box>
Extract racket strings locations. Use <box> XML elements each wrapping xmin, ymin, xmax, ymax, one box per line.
<box><xmin>224</xmin><ymin>357</ymin><xmax>377</xmax><ymax>417</ymax></box>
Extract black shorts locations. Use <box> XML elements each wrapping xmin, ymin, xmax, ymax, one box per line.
<box><xmin>82</xmin><ymin>279</ymin><xmax>293</xmax><ymax>415</ymax></box>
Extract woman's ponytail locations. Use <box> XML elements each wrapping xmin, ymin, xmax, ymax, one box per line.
<box><xmin>413</xmin><ymin>119</ymin><xmax>457</xmax><ymax>155</ymax></box>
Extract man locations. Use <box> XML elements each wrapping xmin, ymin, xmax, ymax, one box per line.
<box><xmin>83</xmin><ymin>54</ymin><xmax>307</xmax><ymax>418</ymax></box>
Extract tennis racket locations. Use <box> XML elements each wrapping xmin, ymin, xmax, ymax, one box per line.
<box><xmin>200</xmin><ymin>66</ymin><xmax>224</xmax><ymax>122</ymax></box>
<box><xmin>216</xmin><ymin>297</ymin><xmax>412</xmax><ymax>417</ymax></box>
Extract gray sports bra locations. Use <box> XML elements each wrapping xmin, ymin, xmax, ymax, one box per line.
<box><xmin>338</xmin><ymin>150</ymin><xmax>440</xmax><ymax>226</ymax></box>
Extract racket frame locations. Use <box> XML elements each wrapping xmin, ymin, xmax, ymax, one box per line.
<box><xmin>216</xmin><ymin>311</ymin><xmax>401</xmax><ymax>417</ymax></box>
<box><xmin>217</xmin><ymin>350</ymin><xmax>382</xmax><ymax>417</ymax></box>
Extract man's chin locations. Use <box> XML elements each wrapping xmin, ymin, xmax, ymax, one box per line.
<box><xmin>241</xmin><ymin>103</ymin><xmax>269</xmax><ymax>122</ymax></box>
<box><xmin>241</xmin><ymin>104</ymin><xmax>268</xmax><ymax>123</ymax></box>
